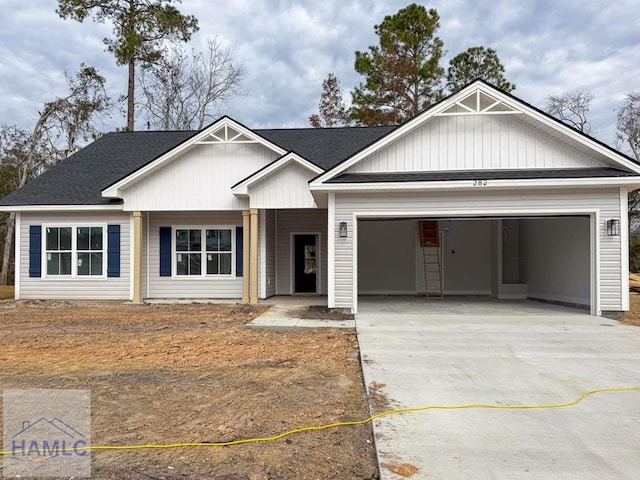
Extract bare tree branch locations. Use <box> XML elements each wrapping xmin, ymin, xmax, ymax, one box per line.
<box><xmin>546</xmin><ymin>89</ymin><xmax>594</xmax><ymax>134</ymax></box>
<box><xmin>0</xmin><ymin>64</ymin><xmax>111</xmax><ymax>284</ymax></box>
<box><xmin>137</xmin><ymin>37</ymin><xmax>245</xmax><ymax>130</ymax></box>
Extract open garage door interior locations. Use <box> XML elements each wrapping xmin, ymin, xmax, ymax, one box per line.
<box><xmin>357</xmin><ymin>216</ymin><xmax>592</xmax><ymax>311</ymax></box>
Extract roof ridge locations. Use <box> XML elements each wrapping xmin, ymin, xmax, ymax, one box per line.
<box><xmin>255</xmin><ymin>125</ymin><xmax>396</xmax><ymax>132</ymax></box>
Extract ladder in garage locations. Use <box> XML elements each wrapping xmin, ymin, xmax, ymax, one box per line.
<box><xmin>419</xmin><ymin>221</ymin><xmax>443</xmax><ymax>300</ymax></box>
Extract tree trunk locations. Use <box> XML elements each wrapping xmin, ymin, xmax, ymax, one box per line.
<box><xmin>0</xmin><ymin>212</ymin><xmax>15</xmax><ymax>285</ymax></box>
<box><xmin>127</xmin><ymin>58</ymin><xmax>135</xmax><ymax>131</ymax></box>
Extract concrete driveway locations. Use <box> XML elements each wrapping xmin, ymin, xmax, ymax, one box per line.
<box><xmin>356</xmin><ymin>298</ymin><xmax>640</xmax><ymax>480</ymax></box>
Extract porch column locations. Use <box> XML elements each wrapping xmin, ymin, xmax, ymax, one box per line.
<box><xmin>250</xmin><ymin>208</ymin><xmax>259</xmax><ymax>304</ymax></box>
<box><xmin>242</xmin><ymin>210</ymin><xmax>250</xmax><ymax>304</ymax></box>
<box><xmin>132</xmin><ymin>211</ymin><xmax>143</xmax><ymax>303</ymax></box>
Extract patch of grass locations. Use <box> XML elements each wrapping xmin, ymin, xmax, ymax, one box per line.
<box><xmin>0</xmin><ymin>285</ymin><xmax>14</xmax><ymax>300</ymax></box>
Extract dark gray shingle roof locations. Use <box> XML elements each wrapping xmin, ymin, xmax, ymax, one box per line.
<box><xmin>327</xmin><ymin>168</ymin><xmax>640</xmax><ymax>183</ymax></box>
<box><xmin>257</xmin><ymin>126</ymin><xmax>395</xmax><ymax>170</ymax></box>
<box><xmin>0</xmin><ymin>131</ymin><xmax>195</xmax><ymax>206</ymax></box>
<box><xmin>0</xmin><ymin>126</ymin><xmax>395</xmax><ymax>206</ymax></box>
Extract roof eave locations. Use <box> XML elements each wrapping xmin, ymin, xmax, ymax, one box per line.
<box><xmin>310</xmin><ymin>176</ymin><xmax>640</xmax><ymax>192</ymax></box>
<box><xmin>0</xmin><ymin>204</ymin><xmax>125</xmax><ymax>212</ymax></box>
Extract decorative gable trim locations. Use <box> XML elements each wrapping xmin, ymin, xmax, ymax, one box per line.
<box><xmin>437</xmin><ymin>88</ymin><xmax>521</xmax><ymax>116</ymax></box>
<box><xmin>102</xmin><ymin>116</ymin><xmax>287</xmax><ymax>199</ymax></box>
<box><xmin>310</xmin><ymin>80</ymin><xmax>640</xmax><ymax>187</ymax></box>
<box><xmin>231</xmin><ymin>151</ymin><xmax>324</xmax><ymax>197</ymax></box>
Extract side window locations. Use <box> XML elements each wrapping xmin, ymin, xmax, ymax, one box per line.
<box><xmin>77</xmin><ymin>227</ymin><xmax>104</xmax><ymax>276</ymax></box>
<box><xmin>175</xmin><ymin>229</ymin><xmax>202</xmax><ymax>276</ymax></box>
<box><xmin>45</xmin><ymin>227</ymin><xmax>72</xmax><ymax>276</ymax></box>
<box><xmin>206</xmin><ymin>229</ymin><xmax>232</xmax><ymax>275</ymax></box>
<box><xmin>44</xmin><ymin>226</ymin><xmax>105</xmax><ymax>277</ymax></box>
<box><xmin>173</xmin><ymin>226</ymin><xmax>235</xmax><ymax>277</ymax></box>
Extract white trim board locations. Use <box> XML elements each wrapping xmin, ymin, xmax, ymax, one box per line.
<box><xmin>0</xmin><ymin>204</ymin><xmax>124</xmax><ymax>212</ymax></box>
<box><xmin>129</xmin><ymin>213</ymin><xmax>135</xmax><ymax>301</ymax></box>
<box><xmin>310</xmin><ymin>177</ymin><xmax>640</xmax><ymax>193</ymax></box>
<box><xmin>14</xmin><ymin>212</ymin><xmax>20</xmax><ymax>300</ymax></box>
<box><xmin>327</xmin><ymin>193</ymin><xmax>335</xmax><ymax>308</ymax></box>
<box><xmin>620</xmin><ymin>187</ymin><xmax>630</xmax><ymax>311</ymax></box>
<box><xmin>259</xmin><ymin>209</ymin><xmax>266</xmax><ymax>299</ymax></box>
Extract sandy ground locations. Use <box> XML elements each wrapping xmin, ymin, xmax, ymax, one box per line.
<box><xmin>0</xmin><ymin>286</ymin><xmax>13</xmax><ymax>300</ymax></box>
<box><xmin>622</xmin><ymin>293</ymin><xmax>640</xmax><ymax>326</ymax></box>
<box><xmin>0</xmin><ymin>302</ymin><xmax>377</xmax><ymax>479</ymax></box>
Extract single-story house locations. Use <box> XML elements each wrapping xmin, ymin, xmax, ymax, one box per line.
<box><xmin>2</xmin><ymin>80</ymin><xmax>639</xmax><ymax>316</ymax></box>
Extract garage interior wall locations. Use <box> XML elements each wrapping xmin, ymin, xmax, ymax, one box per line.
<box><xmin>520</xmin><ymin>217</ymin><xmax>590</xmax><ymax>306</ymax></box>
<box><xmin>358</xmin><ymin>219</ymin><xmax>493</xmax><ymax>295</ymax></box>
<box><xmin>357</xmin><ymin>217</ymin><xmax>590</xmax><ymax>307</ymax></box>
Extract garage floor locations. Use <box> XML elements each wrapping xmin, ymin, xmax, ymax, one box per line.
<box><xmin>356</xmin><ymin>298</ymin><xmax>640</xmax><ymax>480</ymax></box>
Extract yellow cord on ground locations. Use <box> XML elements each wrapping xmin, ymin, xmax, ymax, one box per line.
<box><xmin>1</xmin><ymin>385</ymin><xmax>638</xmax><ymax>455</ymax></box>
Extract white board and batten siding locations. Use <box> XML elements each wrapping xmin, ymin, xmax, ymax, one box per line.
<box><xmin>19</xmin><ymin>212</ymin><xmax>131</xmax><ymax>300</ymax></box>
<box><xmin>121</xmin><ymin>143</ymin><xmax>279</xmax><ymax>211</ymax></box>
<box><xmin>333</xmin><ymin>188</ymin><xmax>622</xmax><ymax>312</ymax></box>
<box><xmin>346</xmin><ymin>115</ymin><xmax>606</xmax><ymax>173</ymax></box>
<box><xmin>275</xmin><ymin>209</ymin><xmax>328</xmax><ymax>295</ymax></box>
<box><xmin>249</xmin><ymin>163</ymin><xmax>318</xmax><ymax>209</ymax></box>
<box><xmin>145</xmin><ymin>211</ymin><xmax>243</xmax><ymax>299</ymax></box>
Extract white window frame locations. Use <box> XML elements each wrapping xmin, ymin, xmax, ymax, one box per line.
<box><xmin>171</xmin><ymin>225</ymin><xmax>236</xmax><ymax>278</ymax></box>
<box><xmin>42</xmin><ymin>223</ymin><xmax>107</xmax><ymax>279</ymax></box>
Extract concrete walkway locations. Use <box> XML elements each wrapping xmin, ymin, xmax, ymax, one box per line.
<box><xmin>356</xmin><ymin>298</ymin><xmax>640</xmax><ymax>480</ymax></box>
<box><xmin>248</xmin><ymin>303</ymin><xmax>355</xmax><ymax>329</ymax></box>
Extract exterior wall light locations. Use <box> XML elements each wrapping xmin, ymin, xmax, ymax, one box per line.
<box><xmin>606</xmin><ymin>219</ymin><xmax>620</xmax><ymax>236</ymax></box>
<box><xmin>339</xmin><ymin>221</ymin><xmax>348</xmax><ymax>238</ymax></box>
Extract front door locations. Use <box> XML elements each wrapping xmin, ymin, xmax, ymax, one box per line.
<box><xmin>294</xmin><ymin>234</ymin><xmax>317</xmax><ymax>293</ymax></box>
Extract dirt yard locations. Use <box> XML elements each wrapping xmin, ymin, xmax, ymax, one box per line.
<box><xmin>0</xmin><ymin>302</ymin><xmax>377</xmax><ymax>479</ymax></box>
<box><xmin>622</xmin><ymin>293</ymin><xmax>640</xmax><ymax>326</ymax></box>
<box><xmin>0</xmin><ymin>286</ymin><xmax>14</xmax><ymax>300</ymax></box>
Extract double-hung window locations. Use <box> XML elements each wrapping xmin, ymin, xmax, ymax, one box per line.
<box><xmin>77</xmin><ymin>227</ymin><xmax>104</xmax><ymax>276</ymax></box>
<box><xmin>176</xmin><ymin>229</ymin><xmax>202</xmax><ymax>276</ymax></box>
<box><xmin>206</xmin><ymin>229</ymin><xmax>232</xmax><ymax>274</ymax></box>
<box><xmin>44</xmin><ymin>226</ymin><xmax>105</xmax><ymax>277</ymax></box>
<box><xmin>46</xmin><ymin>227</ymin><xmax>72</xmax><ymax>275</ymax></box>
<box><xmin>174</xmin><ymin>226</ymin><xmax>234</xmax><ymax>277</ymax></box>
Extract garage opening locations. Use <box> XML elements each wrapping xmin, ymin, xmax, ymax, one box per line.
<box><xmin>357</xmin><ymin>216</ymin><xmax>592</xmax><ymax>311</ymax></box>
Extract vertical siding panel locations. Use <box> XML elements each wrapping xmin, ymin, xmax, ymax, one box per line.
<box><xmin>122</xmin><ymin>142</ymin><xmax>277</xmax><ymax>211</ymax></box>
<box><xmin>248</xmin><ymin>164</ymin><xmax>317</xmax><ymax>209</ymax></box>
<box><xmin>344</xmin><ymin>116</ymin><xmax>604</xmax><ymax>173</ymax></box>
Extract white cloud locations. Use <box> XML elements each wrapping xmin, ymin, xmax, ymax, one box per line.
<box><xmin>0</xmin><ymin>0</ymin><xmax>638</xmax><ymax>145</ymax></box>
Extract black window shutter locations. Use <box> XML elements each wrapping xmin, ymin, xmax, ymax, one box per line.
<box><xmin>29</xmin><ymin>225</ymin><xmax>42</xmax><ymax>278</ymax></box>
<box><xmin>107</xmin><ymin>224</ymin><xmax>121</xmax><ymax>277</ymax></box>
<box><xmin>235</xmin><ymin>226</ymin><xmax>243</xmax><ymax>277</ymax></box>
<box><xmin>159</xmin><ymin>227</ymin><xmax>171</xmax><ymax>277</ymax></box>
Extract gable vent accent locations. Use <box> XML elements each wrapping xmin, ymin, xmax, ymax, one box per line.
<box><xmin>438</xmin><ymin>89</ymin><xmax>521</xmax><ymax>116</ymax></box>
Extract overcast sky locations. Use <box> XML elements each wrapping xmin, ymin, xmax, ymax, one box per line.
<box><xmin>0</xmin><ymin>0</ymin><xmax>638</xmax><ymax>149</ymax></box>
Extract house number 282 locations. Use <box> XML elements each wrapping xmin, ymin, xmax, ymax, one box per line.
<box><xmin>473</xmin><ymin>180</ymin><xmax>488</xmax><ymax>186</ymax></box>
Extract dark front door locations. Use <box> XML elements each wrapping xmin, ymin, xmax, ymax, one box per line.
<box><xmin>294</xmin><ymin>234</ymin><xmax>317</xmax><ymax>293</ymax></box>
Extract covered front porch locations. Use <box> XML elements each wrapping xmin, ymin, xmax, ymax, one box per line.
<box><xmin>129</xmin><ymin>208</ymin><xmax>327</xmax><ymax>303</ymax></box>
